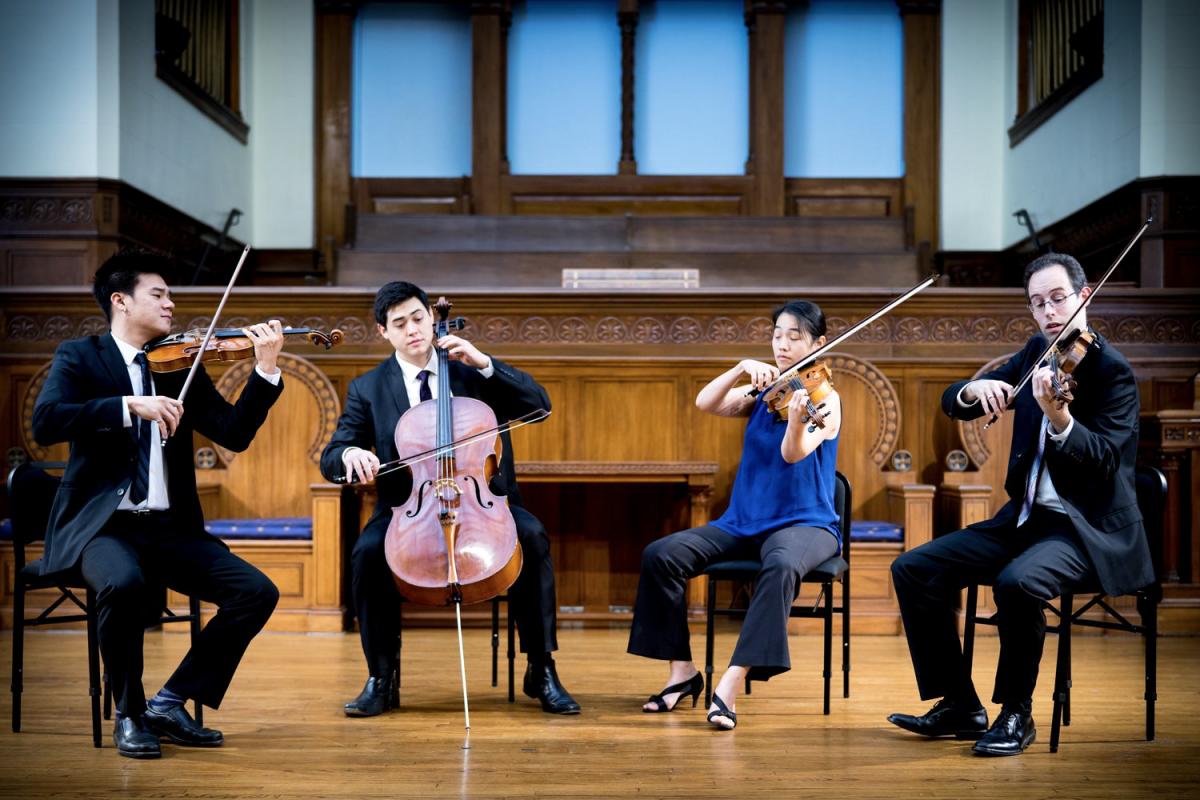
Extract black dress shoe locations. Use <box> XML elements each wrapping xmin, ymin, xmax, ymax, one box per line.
<box><xmin>523</xmin><ymin>659</ymin><xmax>581</xmax><ymax>714</ymax></box>
<box><xmin>344</xmin><ymin>676</ymin><xmax>399</xmax><ymax>717</ymax></box>
<box><xmin>144</xmin><ymin>703</ymin><xmax>224</xmax><ymax>747</ymax></box>
<box><xmin>887</xmin><ymin>698</ymin><xmax>988</xmax><ymax>739</ymax></box>
<box><xmin>973</xmin><ymin>708</ymin><xmax>1036</xmax><ymax>756</ymax></box>
<box><xmin>113</xmin><ymin>715</ymin><xmax>162</xmax><ymax>759</ymax></box>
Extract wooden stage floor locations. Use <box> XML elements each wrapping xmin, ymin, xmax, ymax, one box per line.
<box><xmin>2</xmin><ymin>626</ymin><xmax>1199</xmax><ymax>799</ymax></box>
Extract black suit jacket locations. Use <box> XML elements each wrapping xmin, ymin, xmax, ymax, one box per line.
<box><xmin>319</xmin><ymin>355</ymin><xmax>550</xmax><ymax>528</ymax></box>
<box><xmin>942</xmin><ymin>331</ymin><xmax>1153</xmax><ymax>596</ymax></box>
<box><xmin>31</xmin><ymin>334</ymin><xmax>284</xmax><ymax>575</ymax></box>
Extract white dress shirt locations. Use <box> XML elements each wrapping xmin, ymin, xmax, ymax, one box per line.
<box><xmin>113</xmin><ymin>332</ymin><xmax>281</xmax><ymax>511</ymax></box>
<box><xmin>956</xmin><ymin>383</ymin><xmax>1074</xmax><ymax>514</ymax></box>
<box><xmin>341</xmin><ymin>351</ymin><xmax>494</xmax><ymax>471</ymax></box>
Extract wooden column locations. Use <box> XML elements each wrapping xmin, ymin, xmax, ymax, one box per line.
<box><xmin>471</xmin><ymin>2</ymin><xmax>511</xmax><ymax>215</ymax></box>
<box><xmin>745</xmin><ymin>2</ymin><xmax>786</xmax><ymax>216</ymax></box>
<box><xmin>899</xmin><ymin>0</ymin><xmax>940</xmax><ymax>265</ymax></box>
<box><xmin>617</xmin><ymin>1</ymin><xmax>639</xmax><ymax>175</ymax></box>
<box><xmin>314</xmin><ymin>1</ymin><xmax>357</xmax><ymax>282</ymax></box>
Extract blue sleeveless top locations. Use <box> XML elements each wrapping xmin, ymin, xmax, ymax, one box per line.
<box><xmin>711</xmin><ymin>399</ymin><xmax>841</xmax><ymax>549</ymax></box>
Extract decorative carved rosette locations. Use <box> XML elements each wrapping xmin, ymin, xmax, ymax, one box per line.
<box><xmin>212</xmin><ymin>353</ymin><xmax>341</xmax><ymax>466</ymax></box>
<box><xmin>826</xmin><ymin>353</ymin><xmax>900</xmax><ymax>466</ymax></box>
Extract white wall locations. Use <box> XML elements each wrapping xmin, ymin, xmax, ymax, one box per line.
<box><xmin>1001</xmin><ymin>0</ymin><xmax>1143</xmax><ymax>246</ymax></box>
<box><xmin>940</xmin><ymin>0</ymin><xmax>1007</xmax><ymax>251</ymax></box>
<box><xmin>0</xmin><ymin>0</ymin><xmax>107</xmax><ymax>177</ymax></box>
<box><xmin>1139</xmin><ymin>0</ymin><xmax>1200</xmax><ymax>177</ymax></box>
<box><xmin>247</xmin><ymin>0</ymin><xmax>314</xmax><ymax>248</ymax></box>
<box><xmin>117</xmin><ymin>0</ymin><xmax>252</xmax><ymax>235</ymax></box>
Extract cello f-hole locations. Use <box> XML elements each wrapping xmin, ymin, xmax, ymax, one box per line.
<box><xmin>406</xmin><ymin>480</ymin><xmax>434</xmax><ymax>518</ymax></box>
<box><xmin>464</xmin><ymin>475</ymin><xmax>495</xmax><ymax>509</ymax></box>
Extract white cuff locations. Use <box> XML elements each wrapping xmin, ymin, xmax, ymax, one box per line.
<box><xmin>477</xmin><ymin>359</ymin><xmax>495</xmax><ymax>379</ymax></box>
<box><xmin>1048</xmin><ymin>417</ymin><xmax>1074</xmax><ymax>442</ymax></box>
<box><xmin>122</xmin><ymin>397</ymin><xmax>133</xmax><ymax>427</ymax></box>
<box><xmin>341</xmin><ymin>446</ymin><xmax>363</xmax><ymax>470</ymax></box>
<box><xmin>255</xmin><ymin>365</ymin><xmax>282</xmax><ymax>385</ymax></box>
<box><xmin>956</xmin><ymin>384</ymin><xmax>979</xmax><ymax>409</ymax></box>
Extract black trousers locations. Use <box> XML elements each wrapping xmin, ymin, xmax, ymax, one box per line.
<box><xmin>352</xmin><ymin>504</ymin><xmax>558</xmax><ymax>679</ymax></box>
<box><xmin>78</xmin><ymin>512</ymin><xmax>280</xmax><ymax>717</ymax></box>
<box><xmin>627</xmin><ymin>524</ymin><xmax>839</xmax><ymax>681</ymax></box>
<box><xmin>890</xmin><ymin>507</ymin><xmax>1096</xmax><ymax>709</ymax></box>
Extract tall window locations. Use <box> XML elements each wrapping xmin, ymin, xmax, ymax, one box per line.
<box><xmin>155</xmin><ymin>0</ymin><xmax>247</xmax><ymax>142</ymax></box>
<box><xmin>1010</xmin><ymin>0</ymin><xmax>1104</xmax><ymax>146</ymax></box>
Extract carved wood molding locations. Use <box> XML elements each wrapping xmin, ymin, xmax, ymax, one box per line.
<box><xmin>6</xmin><ymin>309</ymin><xmax>1199</xmax><ymax>349</ymax></box>
<box><xmin>212</xmin><ymin>352</ymin><xmax>341</xmax><ymax>467</ymax></box>
<box><xmin>827</xmin><ymin>353</ymin><xmax>900</xmax><ymax>466</ymax></box>
<box><xmin>19</xmin><ymin>361</ymin><xmax>55</xmax><ymax>460</ymax></box>
<box><xmin>0</xmin><ymin>178</ymin><xmax>246</xmax><ymax>276</ymax></box>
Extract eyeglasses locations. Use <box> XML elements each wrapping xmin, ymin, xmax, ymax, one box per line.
<box><xmin>1028</xmin><ymin>291</ymin><xmax>1078</xmax><ymax>313</ymax></box>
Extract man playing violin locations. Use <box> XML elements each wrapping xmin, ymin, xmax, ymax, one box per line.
<box><xmin>888</xmin><ymin>253</ymin><xmax>1152</xmax><ymax>756</ymax></box>
<box><xmin>32</xmin><ymin>250</ymin><xmax>285</xmax><ymax>758</ymax></box>
<box><xmin>319</xmin><ymin>281</ymin><xmax>580</xmax><ymax>716</ymax></box>
<box><xmin>628</xmin><ymin>300</ymin><xmax>843</xmax><ymax>730</ymax></box>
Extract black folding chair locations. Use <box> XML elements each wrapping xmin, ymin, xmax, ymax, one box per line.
<box><xmin>963</xmin><ymin>464</ymin><xmax>1165</xmax><ymax>752</ymax></box>
<box><xmin>703</xmin><ymin>470</ymin><xmax>852</xmax><ymax>714</ymax></box>
<box><xmin>7</xmin><ymin>461</ymin><xmax>203</xmax><ymax>747</ymax></box>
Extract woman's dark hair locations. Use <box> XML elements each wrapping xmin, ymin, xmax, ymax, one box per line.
<box><xmin>92</xmin><ymin>249</ymin><xmax>174</xmax><ymax>321</ymax></box>
<box><xmin>771</xmin><ymin>300</ymin><xmax>826</xmax><ymax>340</ymax></box>
<box><xmin>1022</xmin><ymin>252</ymin><xmax>1087</xmax><ymax>299</ymax></box>
<box><xmin>373</xmin><ymin>281</ymin><xmax>430</xmax><ymax>326</ymax></box>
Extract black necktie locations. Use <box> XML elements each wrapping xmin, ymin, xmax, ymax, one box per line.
<box><xmin>129</xmin><ymin>352</ymin><xmax>153</xmax><ymax>505</ymax></box>
<box><xmin>417</xmin><ymin>369</ymin><xmax>433</xmax><ymax>403</ymax></box>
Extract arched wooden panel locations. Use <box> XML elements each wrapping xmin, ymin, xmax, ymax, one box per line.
<box><xmin>208</xmin><ymin>354</ymin><xmax>341</xmax><ymax>520</ymax></box>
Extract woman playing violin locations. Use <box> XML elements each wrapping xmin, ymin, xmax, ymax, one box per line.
<box><xmin>319</xmin><ymin>281</ymin><xmax>580</xmax><ymax>716</ymax></box>
<box><xmin>627</xmin><ymin>300</ymin><xmax>843</xmax><ymax>730</ymax></box>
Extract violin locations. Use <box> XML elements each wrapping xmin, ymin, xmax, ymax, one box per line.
<box><xmin>1045</xmin><ymin>327</ymin><xmax>1095</xmax><ymax>409</ymax></box>
<box><xmin>144</xmin><ymin>326</ymin><xmax>344</xmax><ymax>373</ymax></box>
<box><xmin>762</xmin><ymin>360</ymin><xmax>835</xmax><ymax>432</ymax></box>
<box><xmin>383</xmin><ymin>298</ymin><xmax>522</xmax><ymax>608</ymax></box>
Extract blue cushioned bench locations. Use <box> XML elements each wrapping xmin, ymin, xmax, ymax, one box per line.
<box><xmin>204</xmin><ymin>518</ymin><xmax>312</xmax><ymax>540</ymax></box>
<box><xmin>849</xmin><ymin>520</ymin><xmax>903</xmax><ymax>544</ymax></box>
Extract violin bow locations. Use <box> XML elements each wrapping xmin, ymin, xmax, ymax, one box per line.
<box><xmin>335</xmin><ymin>408</ymin><xmax>551</xmax><ymax>484</ymax></box>
<box><xmin>747</xmin><ymin>272</ymin><xmax>940</xmax><ymax>399</ymax></box>
<box><xmin>174</xmin><ymin>244</ymin><xmax>253</xmax><ymax>406</ymax></box>
<box><xmin>983</xmin><ymin>217</ymin><xmax>1152</xmax><ymax>428</ymax></box>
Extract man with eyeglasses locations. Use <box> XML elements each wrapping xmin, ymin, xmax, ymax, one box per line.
<box><xmin>886</xmin><ymin>253</ymin><xmax>1152</xmax><ymax>756</ymax></box>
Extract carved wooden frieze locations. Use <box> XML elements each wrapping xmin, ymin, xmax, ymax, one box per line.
<box><xmin>6</xmin><ymin>309</ymin><xmax>1200</xmax><ymax>348</ymax></box>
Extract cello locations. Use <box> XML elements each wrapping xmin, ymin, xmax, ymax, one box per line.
<box><xmin>383</xmin><ymin>297</ymin><xmax>523</xmax><ymax>734</ymax></box>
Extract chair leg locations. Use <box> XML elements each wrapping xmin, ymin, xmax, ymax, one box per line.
<box><xmin>189</xmin><ymin>596</ymin><xmax>203</xmax><ymax>726</ymax></box>
<box><xmin>103</xmin><ymin>672</ymin><xmax>112</xmax><ymax>720</ymax></box>
<box><xmin>491</xmin><ymin>597</ymin><xmax>500</xmax><ymax>689</ymax></box>
<box><xmin>1142</xmin><ymin>591</ymin><xmax>1157</xmax><ymax>742</ymax></box>
<box><xmin>963</xmin><ymin>584</ymin><xmax>978</xmax><ymax>678</ymax></box>
<box><xmin>704</xmin><ymin>578</ymin><xmax>717</xmax><ymax>709</ymax></box>
<box><xmin>11</xmin><ymin>582</ymin><xmax>24</xmax><ymax>733</ymax></box>
<box><xmin>506</xmin><ymin>598</ymin><xmax>516</xmax><ymax>703</ymax></box>
<box><xmin>823</xmin><ymin>580</ymin><xmax>833</xmax><ymax>715</ymax></box>
<box><xmin>842</xmin><ymin>575</ymin><xmax>850</xmax><ymax>699</ymax></box>
<box><xmin>86</xmin><ymin>589</ymin><xmax>102</xmax><ymax>748</ymax></box>
<box><xmin>1050</xmin><ymin>593</ymin><xmax>1073</xmax><ymax>754</ymax></box>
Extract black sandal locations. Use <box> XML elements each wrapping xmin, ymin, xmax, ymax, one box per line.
<box><xmin>643</xmin><ymin>672</ymin><xmax>703</xmax><ymax>713</ymax></box>
<box><xmin>707</xmin><ymin>693</ymin><xmax>738</xmax><ymax>730</ymax></box>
